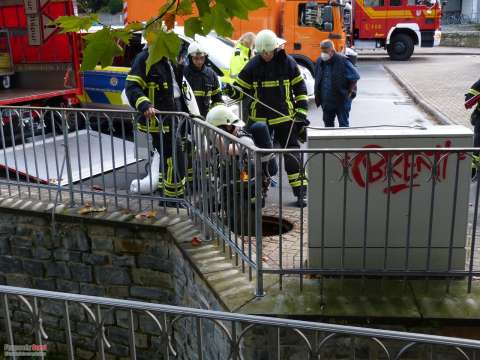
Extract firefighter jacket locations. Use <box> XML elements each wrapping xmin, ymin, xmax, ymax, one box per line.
<box><xmin>125</xmin><ymin>49</ymin><xmax>188</xmax><ymax>133</ymax></box>
<box><xmin>183</xmin><ymin>62</ymin><xmax>223</xmax><ymax>117</ymax></box>
<box><xmin>230</xmin><ymin>49</ymin><xmax>309</xmax><ymax>126</ymax></box>
<box><xmin>465</xmin><ymin>78</ymin><xmax>480</xmax><ymax>110</ymax></box>
<box><xmin>229</xmin><ymin>43</ymin><xmax>252</xmax><ymax>79</ymax></box>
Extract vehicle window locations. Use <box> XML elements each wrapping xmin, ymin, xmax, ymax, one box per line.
<box><xmin>391</xmin><ymin>0</ymin><xmax>402</xmax><ymax>5</ymax></box>
<box><xmin>298</xmin><ymin>3</ymin><xmax>333</xmax><ymax>30</ymax></box>
<box><xmin>364</xmin><ymin>0</ymin><xmax>384</xmax><ymax>6</ymax></box>
<box><xmin>408</xmin><ymin>0</ymin><xmax>434</xmax><ymax>5</ymax></box>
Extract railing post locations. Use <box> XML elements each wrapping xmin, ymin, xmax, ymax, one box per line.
<box><xmin>62</xmin><ymin>110</ymin><xmax>75</xmax><ymax>207</ymax></box>
<box><xmin>255</xmin><ymin>152</ymin><xmax>264</xmax><ymax>297</ymax></box>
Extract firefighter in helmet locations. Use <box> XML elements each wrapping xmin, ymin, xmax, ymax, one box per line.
<box><xmin>125</xmin><ymin>23</ymin><xmax>187</xmax><ymax>202</ymax></box>
<box><xmin>183</xmin><ymin>42</ymin><xmax>223</xmax><ymax>118</ymax></box>
<box><xmin>224</xmin><ymin>29</ymin><xmax>309</xmax><ymax>207</ymax></box>
<box><xmin>206</xmin><ymin>104</ymin><xmax>277</xmax><ymax>210</ymax></box>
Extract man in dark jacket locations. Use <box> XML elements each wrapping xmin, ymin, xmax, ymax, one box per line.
<box><xmin>314</xmin><ymin>40</ymin><xmax>360</xmax><ymax>127</ymax></box>
<box><xmin>125</xmin><ymin>26</ymin><xmax>188</xmax><ymax>200</ymax></box>
<box><xmin>225</xmin><ymin>29</ymin><xmax>309</xmax><ymax>207</ymax></box>
<box><xmin>183</xmin><ymin>42</ymin><xmax>223</xmax><ymax>118</ymax></box>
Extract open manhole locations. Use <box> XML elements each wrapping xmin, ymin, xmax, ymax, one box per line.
<box><xmin>262</xmin><ymin>216</ymin><xmax>294</xmax><ymax>237</ymax></box>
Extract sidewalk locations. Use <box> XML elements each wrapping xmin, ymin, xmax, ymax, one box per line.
<box><xmin>383</xmin><ymin>54</ymin><xmax>480</xmax><ymax>126</ymax></box>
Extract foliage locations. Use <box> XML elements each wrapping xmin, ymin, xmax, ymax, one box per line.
<box><xmin>108</xmin><ymin>0</ymin><xmax>123</xmax><ymax>14</ymax></box>
<box><xmin>54</xmin><ymin>0</ymin><xmax>265</xmax><ymax>72</ymax></box>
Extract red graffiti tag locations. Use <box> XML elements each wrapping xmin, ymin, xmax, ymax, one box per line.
<box><xmin>349</xmin><ymin>141</ymin><xmax>466</xmax><ymax>194</ymax></box>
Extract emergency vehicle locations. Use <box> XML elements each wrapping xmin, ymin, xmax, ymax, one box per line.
<box><xmin>0</xmin><ymin>0</ymin><xmax>82</xmax><ymax>145</ymax></box>
<box><xmin>123</xmin><ymin>0</ymin><xmax>442</xmax><ymax>68</ymax></box>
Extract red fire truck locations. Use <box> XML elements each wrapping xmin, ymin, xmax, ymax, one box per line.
<box><xmin>0</xmin><ymin>0</ymin><xmax>82</xmax><ymax>147</ymax></box>
<box><xmin>347</xmin><ymin>0</ymin><xmax>442</xmax><ymax>60</ymax></box>
<box><xmin>0</xmin><ymin>0</ymin><xmax>82</xmax><ymax>107</ymax></box>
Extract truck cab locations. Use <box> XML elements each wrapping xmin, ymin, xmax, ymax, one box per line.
<box><xmin>282</xmin><ymin>1</ymin><xmax>346</xmax><ymax>72</ymax></box>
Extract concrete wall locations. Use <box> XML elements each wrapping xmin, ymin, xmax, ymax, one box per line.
<box><xmin>462</xmin><ymin>0</ymin><xmax>480</xmax><ymax>20</ymax></box>
<box><xmin>0</xmin><ymin>212</ymin><xmax>229</xmax><ymax>359</ymax></box>
<box><xmin>441</xmin><ymin>31</ymin><xmax>480</xmax><ymax>47</ymax></box>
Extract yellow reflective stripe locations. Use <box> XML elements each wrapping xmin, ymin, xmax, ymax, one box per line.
<box><xmin>211</xmin><ymin>87</ymin><xmax>221</xmax><ymax>96</ymax></box>
<box><xmin>296</xmin><ymin>108</ymin><xmax>308</xmax><ymax>115</ymax></box>
<box><xmin>137</xmin><ymin>123</ymin><xmax>160</xmax><ymax>133</ymax></box>
<box><xmin>261</xmin><ymin>80</ymin><xmax>279</xmax><ymax>88</ymax></box>
<box><xmin>249</xmin><ymin>117</ymin><xmax>267</xmax><ymax>122</ymax></box>
<box><xmin>288</xmin><ymin>173</ymin><xmax>300</xmax><ymax>180</ymax></box>
<box><xmin>126</xmin><ymin>75</ymin><xmax>147</xmax><ymax>89</ymax></box>
<box><xmin>193</xmin><ymin>90</ymin><xmax>206</xmax><ymax>96</ymax></box>
<box><xmin>163</xmin><ymin>82</ymin><xmax>168</xmax><ymax>89</ymax></box>
<box><xmin>236</xmin><ymin>77</ymin><xmax>252</xmax><ymax>90</ymax></box>
<box><xmin>135</xmin><ymin>96</ymin><xmax>150</xmax><ymax>110</ymax></box>
<box><xmin>269</xmin><ymin>116</ymin><xmax>292</xmax><ymax>125</ymax></box>
<box><xmin>469</xmin><ymin>89</ymin><xmax>480</xmax><ymax>96</ymax></box>
<box><xmin>284</xmin><ymin>80</ymin><xmax>294</xmax><ymax>114</ymax></box>
<box><xmin>295</xmin><ymin>95</ymin><xmax>308</xmax><ymax>102</ymax></box>
<box><xmin>290</xmin><ymin>180</ymin><xmax>308</xmax><ymax>187</ymax></box>
<box><xmin>291</xmin><ymin>75</ymin><xmax>304</xmax><ymax>86</ymax></box>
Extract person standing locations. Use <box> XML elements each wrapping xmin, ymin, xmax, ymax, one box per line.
<box><xmin>125</xmin><ymin>24</ymin><xmax>188</xmax><ymax>202</ymax></box>
<box><xmin>183</xmin><ymin>42</ymin><xmax>223</xmax><ymax>118</ymax></box>
<box><xmin>229</xmin><ymin>32</ymin><xmax>256</xmax><ymax>80</ymax></box>
<box><xmin>314</xmin><ymin>40</ymin><xmax>360</xmax><ymax>127</ymax></box>
<box><xmin>229</xmin><ymin>32</ymin><xmax>256</xmax><ymax>123</ymax></box>
<box><xmin>225</xmin><ymin>29</ymin><xmax>309</xmax><ymax>207</ymax></box>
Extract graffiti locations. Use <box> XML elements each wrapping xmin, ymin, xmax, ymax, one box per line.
<box><xmin>349</xmin><ymin>141</ymin><xmax>466</xmax><ymax>194</ymax></box>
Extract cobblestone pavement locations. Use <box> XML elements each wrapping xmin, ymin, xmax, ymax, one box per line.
<box><xmin>384</xmin><ymin>54</ymin><xmax>480</xmax><ymax>127</ymax></box>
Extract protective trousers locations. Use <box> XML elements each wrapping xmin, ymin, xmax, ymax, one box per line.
<box><xmin>248</xmin><ymin>120</ymin><xmax>307</xmax><ymax>196</ymax></box>
<box><xmin>151</xmin><ymin>113</ymin><xmax>186</xmax><ymax>198</ymax></box>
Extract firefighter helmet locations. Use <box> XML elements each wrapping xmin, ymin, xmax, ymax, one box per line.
<box><xmin>206</xmin><ymin>105</ymin><xmax>245</xmax><ymax>128</ymax></box>
<box><xmin>255</xmin><ymin>29</ymin><xmax>282</xmax><ymax>53</ymax></box>
<box><xmin>188</xmin><ymin>42</ymin><xmax>208</xmax><ymax>56</ymax></box>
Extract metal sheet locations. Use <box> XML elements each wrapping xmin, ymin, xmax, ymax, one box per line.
<box><xmin>0</xmin><ymin>130</ymin><xmax>141</xmax><ymax>185</ymax></box>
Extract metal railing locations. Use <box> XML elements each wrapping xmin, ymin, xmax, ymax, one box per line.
<box><xmin>0</xmin><ymin>106</ymin><xmax>479</xmax><ymax>298</ymax></box>
<box><xmin>0</xmin><ymin>285</ymin><xmax>479</xmax><ymax>359</ymax></box>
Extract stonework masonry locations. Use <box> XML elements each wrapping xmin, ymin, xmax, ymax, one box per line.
<box><xmin>0</xmin><ymin>208</ymin><xmax>230</xmax><ymax>359</ymax></box>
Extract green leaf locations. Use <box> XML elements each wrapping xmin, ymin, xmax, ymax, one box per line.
<box><xmin>112</xmin><ymin>29</ymin><xmax>133</xmax><ymax>44</ymax></box>
<box><xmin>184</xmin><ymin>17</ymin><xmax>205</xmax><ymax>38</ymax></box>
<box><xmin>177</xmin><ymin>0</ymin><xmax>193</xmax><ymax>15</ymax></box>
<box><xmin>125</xmin><ymin>22</ymin><xmax>144</xmax><ymax>32</ymax></box>
<box><xmin>193</xmin><ymin>0</ymin><xmax>211</xmax><ymax>16</ymax></box>
<box><xmin>53</xmin><ymin>14</ymin><xmax>99</xmax><ymax>33</ymax></box>
<box><xmin>201</xmin><ymin>4</ymin><xmax>233</xmax><ymax>37</ymax></box>
<box><xmin>158</xmin><ymin>0</ymin><xmax>177</xmax><ymax>16</ymax></box>
<box><xmin>146</xmin><ymin>31</ymin><xmax>182</xmax><ymax>75</ymax></box>
<box><xmin>81</xmin><ymin>28</ymin><xmax>123</xmax><ymax>71</ymax></box>
<box><xmin>217</xmin><ymin>0</ymin><xmax>265</xmax><ymax>19</ymax></box>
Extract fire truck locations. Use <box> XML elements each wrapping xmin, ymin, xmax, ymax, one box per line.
<box><xmin>123</xmin><ymin>0</ymin><xmax>442</xmax><ymax>69</ymax></box>
<box><xmin>0</xmin><ymin>0</ymin><xmax>81</xmax><ymax>107</ymax></box>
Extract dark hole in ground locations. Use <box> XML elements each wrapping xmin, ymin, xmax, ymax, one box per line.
<box><xmin>262</xmin><ymin>215</ymin><xmax>294</xmax><ymax>237</ymax></box>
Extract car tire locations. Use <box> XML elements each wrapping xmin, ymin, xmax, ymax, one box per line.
<box><xmin>387</xmin><ymin>33</ymin><xmax>414</xmax><ymax>61</ymax></box>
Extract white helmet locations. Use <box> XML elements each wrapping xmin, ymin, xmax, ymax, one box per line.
<box><xmin>188</xmin><ymin>42</ymin><xmax>208</xmax><ymax>56</ymax></box>
<box><xmin>255</xmin><ymin>29</ymin><xmax>283</xmax><ymax>53</ymax></box>
<box><xmin>206</xmin><ymin>105</ymin><xmax>245</xmax><ymax>128</ymax></box>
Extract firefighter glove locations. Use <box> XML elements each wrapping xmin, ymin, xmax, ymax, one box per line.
<box><xmin>294</xmin><ymin>115</ymin><xmax>310</xmax><ymax>143</ymax></box>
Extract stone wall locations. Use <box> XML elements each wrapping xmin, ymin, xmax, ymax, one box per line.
<box><xmin>0</xmin><ymin>211</ymin><xmax>230</xmax><ymax>359</ymax></box>
<box><xmin>441</xmin><ymin>31</ymin><xmax>480</xmax><ymax>47</ymax></box>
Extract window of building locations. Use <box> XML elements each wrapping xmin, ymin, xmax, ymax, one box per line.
<box><xmin>391</xmin><ymin>0</ymin><xmax>402</xmax><ymax>6</ymax></box>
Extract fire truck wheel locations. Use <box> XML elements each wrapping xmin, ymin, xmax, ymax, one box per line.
<box><xmin>387</xmin><ymin>33</ymin><xmax>414</xmax><ymax>61</ymax></box>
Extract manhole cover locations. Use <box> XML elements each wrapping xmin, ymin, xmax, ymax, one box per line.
<box><xmin>262</xmin><ymin>216</ymin><xmax>294</xmax><ymax>237</ymax></box>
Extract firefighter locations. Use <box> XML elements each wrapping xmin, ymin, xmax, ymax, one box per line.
<box><xmin>465</xmin><ymin>78</ymin><xmax>480</xmax><ymax>179</ymax></box>
<box><xmin>206</xmin><ymin>104</ymin><xmax>277</xmax><ymax>210</ymax></box>
<box><xmin>229</xmin><ymin>32</ymin><xmax>256</xmax><ymax>80</ymax></box>
<box><xmin>229</xmin><ymin>32</ymin><xmax>256</xmax><ymax>123</ymax></box>
<box><xmin>125</xmin><ymin>24</ymin><xmax>187</xmax><ymax>202</ymax></box>
<box><xmin>225</xmin><ymin>29</ymin><xmax>309</xmax><ymax>207</ymax></box>
<box><xmin>183</xmin><ymin>42</ymin><xmax>223</xmax><ymax>118</ymax></box>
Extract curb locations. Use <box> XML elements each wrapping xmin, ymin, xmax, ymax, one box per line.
<box><xmin>383</xmin><ymin>65</ymin><xmax>452</xmax><ymax>125</ymax></box>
